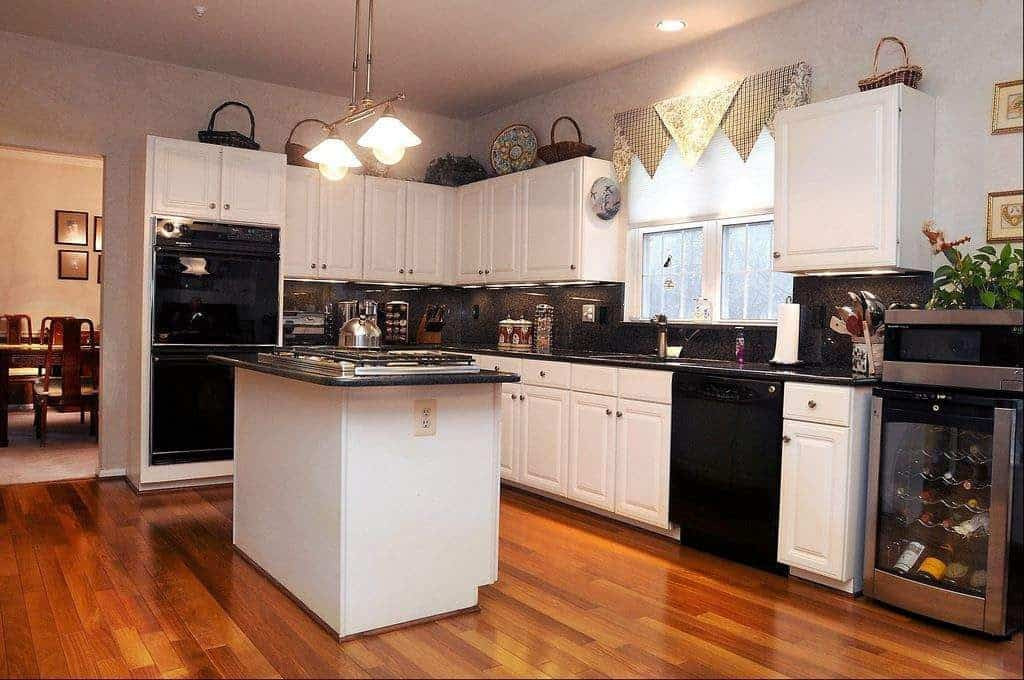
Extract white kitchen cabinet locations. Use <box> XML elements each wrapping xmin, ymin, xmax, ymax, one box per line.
<box><xmin>220</xmin><ymin>147</ymin><xmax>286</xmax><ymax>226</ymax></box>
<box><xmin>614</xmin><ymin>398</ymin><xmax>671</xmax><ymax>528</ymax></box>
<box><xmin>405</xmin><ymin>182</ymin><xmax>448</xmax><ymax>283</ymax></box>
<box><xmin>150</xmin><ymin>136</ymin><xmax>285</xmax><ymax>226</ymax></box>
<box><xmin>500</xmin><ymin>383</ymin><xmax>522</xmax><ymax>482</ymax></box>
<box><xmin>151</xmin><ymin>137</ymin><xmax>222</xmax><ymax>220</ymax></box>
<box><xmin>568</xmin><ymin>392</ymin><xmax>617</xmax><ymax>510</ymax></box>
<box><xmin>455</xmin><ymin>182</ymin><xmax>489</xmax><ymax>284</ymax></box>
<box><xmin>773</xmin><ymin>85</ymin><xmax>934</xmax><ymax>274</ymax></box>
<box><xmin>455</xmin><ymin>157</ymin><xmax>624</xmax><ymax>284</ymax></box>
<box><xmin>778</xmin><ymin>419</ymin><xmax>851</xmax><ymax>580</ymax></box>
<box><xmin>519</xmin><ymin>385</ymin><xmax>570</xmax><ymax>495</ymax></box>
<box><xmin>363</xmin><ymin>177</ymin><xmax>408</xmax><ymax>281</ymax></box>
<box><xmin>777</xmin><ymin>382</ymin><xmax>871</xmax><ymax>593</ymax></box>
<box><xmin>283</xmin><ymin>166</ymin><xmax>363</xmax><ymax>280</ymax></box>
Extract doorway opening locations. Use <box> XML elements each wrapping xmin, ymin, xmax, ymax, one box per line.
<box><xmin>0</xmin><ymin>145</ymin><xmax>104</xmax><ymax>485</ymax></box>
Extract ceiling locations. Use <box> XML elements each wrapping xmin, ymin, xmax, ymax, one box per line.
<box><xmin>0</xmin><ymin>0</ymin><xmax>804</xmax><ymax>119</ymax></box>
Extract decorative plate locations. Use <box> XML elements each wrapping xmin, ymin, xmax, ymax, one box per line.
<box><xmin>589</xmin><ymin>177</ymin><xmax>622</xmax><ymax>220</ymax></box>
<box><xmin>490</xmin><ymin>124</ymin><xmax>538</xmax><ymax>174</ymax></box>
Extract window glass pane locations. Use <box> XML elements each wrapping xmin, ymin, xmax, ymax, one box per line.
<box><xmin>641</xmin><ymin>226</ymin><xmax>703</xmax><ymax>319</ymax></box>
<box><xmin>720</xmin><ymin>220</ymin><xmax>793</xmax><ymax>321</ymax></box>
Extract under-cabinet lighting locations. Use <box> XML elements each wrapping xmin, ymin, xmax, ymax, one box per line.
<box><xmin>656</xmin><ymin>18</ymin><xmax>687</xmax><ymax>32</ymax></box>
<box><xmin>812</xmin><ymin>269</ymin><xmax>902</xmax><ymax>277</ymax></box>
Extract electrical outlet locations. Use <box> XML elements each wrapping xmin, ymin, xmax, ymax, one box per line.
<box><xmin>581</xmin><ymin>304</ymin><xmax>596</xmax><ymax>323</ymax></box>
<box><xmin>413</xmin><ymin>399</ymin><xmax>437</xmax><ymax>437</ymax></box>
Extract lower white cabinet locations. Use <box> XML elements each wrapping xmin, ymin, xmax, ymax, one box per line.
<box><xmin>500</xmin><ymin>383</ymin><xmax>521</xmax><ymax>480</ymax></box>
<box><xmin>614</xmin><ymin>399</ymin><xmax>671</xmax><ymax>527</ymax></box>
<box><xmin>519</xmin><ymin>385</ymin><xmax>570</xmax><ymax>495</ymax></box>
<box><xmin>568</xmin><ymin>392</ymin><xmax>617</xmax><ymax>511</ymax></box>
<box><xmin>777</xmin><ymin>419</ymin><xmax>851</xmax><ymax>580</ymax></box>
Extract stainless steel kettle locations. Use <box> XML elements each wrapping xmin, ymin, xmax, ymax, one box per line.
<box><xmin>338</xmin><ymin>314</ymin><xmax>382</xmax><ymax>348</ymax></box>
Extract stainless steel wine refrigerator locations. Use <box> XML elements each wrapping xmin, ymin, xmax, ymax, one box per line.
<box><xmin>864</xmin><ymin>309</ymin><xmax>1023</xmax><ymax>636</ymax></box>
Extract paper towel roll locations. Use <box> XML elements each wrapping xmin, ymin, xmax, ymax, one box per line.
<box><xmin>771</xmin><ymin>303</ymin><xmax>801</xmax><ymax>364</ymax></box>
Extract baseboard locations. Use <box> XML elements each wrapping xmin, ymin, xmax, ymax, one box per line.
<box><xmin>789</xmin><ymin>566</ymin><xmax>861</xmax><ymax>595</ymax></box>
<box><xmin>97</xmin><ymin>467</ymin><xmax>126</xmax><ymax>478</ymax></box>
<box><xmin>127</xmin><ymin>475</ymin><xmax>234</xmax><ymax>494</ymax></box>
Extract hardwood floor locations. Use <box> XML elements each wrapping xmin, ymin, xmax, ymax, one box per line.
<box><xmin>0</xmin><ymin>479</ymin><xmax>1020</xmax><ymax>679</ymax></box>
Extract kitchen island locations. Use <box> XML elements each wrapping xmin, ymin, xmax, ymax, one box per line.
<box><xmin>210</xmin><ymin>354</ymin><xmax>518</xmax><ymax>638</ymax></box>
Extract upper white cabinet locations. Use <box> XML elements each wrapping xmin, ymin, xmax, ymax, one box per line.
<box><xmin>455</xmin><ymin>157</ymin><xmax>625</xmax><ymax>284</ymax></box>
<box><xmin>773</xmin><ymin>85</ymin><xmax>934</xmax><ymax>274</ymax></box>
<box><xmin>774</xmin><ymin>85</ymin><xmax>937</xmax><ymax>274</ymax></box>
<box><xmin>150</xmin><ymin>136</ymin><xmax>285</xmax><ymax>226</ymax></box>
<box><xmin>363</xmin><ymin>177</ymin><xmax>449</xmax><ymax>283</ymax></box>
<box><xmin>283</xmin><ymin>166</ymin><xmax>364</xmax><ymax>280</ymax></box>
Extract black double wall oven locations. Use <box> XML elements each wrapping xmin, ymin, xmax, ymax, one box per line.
<box><xmin>150</xmin><ymin>219</ymin><xmax>279</xmax><ymax>465</ymax></box>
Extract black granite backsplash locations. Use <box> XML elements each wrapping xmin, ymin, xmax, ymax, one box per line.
<box><xmin>284</xmin><ymin>272</ymin><xmax>933</xmax><ymax>368</ymax></box>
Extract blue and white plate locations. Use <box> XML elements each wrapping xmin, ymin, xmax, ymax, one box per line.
<box><xmin>589</xmin><ymin>177</ymin><xmax>621</xmax><ymax>220</ymax></box>
<box><xmin>490</xmin><ymin>124</ymin><xmax>538</xmax><ymax>175</ymax></box>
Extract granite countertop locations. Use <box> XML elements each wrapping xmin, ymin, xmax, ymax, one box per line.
<box><xmin>443</xmin><ymin>344</ymin><xmax>879</xmax><ymax>386</ymax></box>
<box><xmin>209</xmin><ymin>355</ymin><xmax>521</xmax><ymax>388</ymax></box>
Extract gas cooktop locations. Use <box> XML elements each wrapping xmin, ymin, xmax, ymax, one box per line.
<box><xmin>259</xmin><ymin>347</ymin><xmax>481</xmax><ymax>377</ymax></box>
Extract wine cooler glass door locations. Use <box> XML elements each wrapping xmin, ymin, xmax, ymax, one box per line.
<box><xmin>874</xmin><ymin>394</ymin><xmax>996</xmax><ymax>597</ymax></box>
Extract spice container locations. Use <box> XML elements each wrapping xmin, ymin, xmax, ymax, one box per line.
<box><xmin>534</xmin><ymin>304</ymin><xmax>554</xmax><ymax>353</ymax></box>
<box><xmin>498</xmin><ymin>317</ymin><xmax>533</xmax><ymax>352</ymax></box>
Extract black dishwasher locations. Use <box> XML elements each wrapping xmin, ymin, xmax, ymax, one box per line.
<box><xmin>670</xmin><ymin>372</ymin><xmax>786</xmax><ymax>572</ymax></box>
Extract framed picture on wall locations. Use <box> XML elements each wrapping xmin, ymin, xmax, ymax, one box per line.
<box><xmin>93</xmin><ymin>216</ymin><xmax>103</xmax><ymax>252</ymax></box>
<box><xmin>58</xmin><ymin>250</ymin><xmax>89</xmax><ymax>280</ymax></box>
<box><xmin>987</xmin><ymin>190</ymin><xmax>1023</xmax><ymax>243</ymax></box>
<box><xmin>54</xmin><ymin>210</ymin><xmax>89</xmax><ymax>246</ymax></box>
<box><xmin>991</xmin><ymin>79</ymin><xmax>1023</xmax><ymax>134</ymax></box>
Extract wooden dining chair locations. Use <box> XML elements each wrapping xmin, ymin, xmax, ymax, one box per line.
<box><xmin>1</xmin><ymin>314</ymin><xmax>37</xmax><ymax>404</ymax></box>
<box><xmin>33</xmin><ymin>317</ymin><xmax>99</xmax><ymax>446</ymax></box>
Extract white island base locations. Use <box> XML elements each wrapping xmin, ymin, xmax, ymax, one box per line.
<box><xmin>231</xmin><ymin>368</ymin><xmax>502</xmax><ymax>638</ymax></box>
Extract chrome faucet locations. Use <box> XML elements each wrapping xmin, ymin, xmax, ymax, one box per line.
<box><xmin>651</xmin><ymin>314</ymin><xmax>669</xmax><ymax>359</ymax></box>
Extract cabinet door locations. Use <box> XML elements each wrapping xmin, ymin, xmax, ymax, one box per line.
<box><xmin>568</xmin><ymin>392</ymin><xmax>616</xmax><ymax>510</ymax></box>
<box><xmin>521</xmin><ymin>161</ymin><xmax>581</xmax><ymax>281</ymax></box>
<box><xmin>363</xmin><ymin>177</ymin><xmax>407</xmax><ymax>281</ymax></box>
<box><xmin>520</xmin><ymin>385</ymin><xmax>569</xmax><ymax>495</ymax></box>
<box><xmin>320</xmin><ymin>176</ymin><xmax>365</xmax><ymax>280</ymax></box>
<box><xmin>220</xmin><ymin>147</ymin><xmax>286</xmax><ymax>226</ymax></box>
<box><xmin>777</xmin><ymin>419</ymin><xmax>850</xmax><ymax>579</ymax></box>
<box><xmin>774</xmin><ymin>88</ymin><xmax>899</xmax><ymax>272</ymax></box>
<box><xmin>487</xmin><ymin>174</ymin><xmax>521</xmax><ymax>282</ymax></box>
<box><xmin>405</xmin><ymin>183</ymin><xmax>447</xmax><ymax>283</ymax></box>
<box><xmin>151</xmin><ymin>138</ymin><xmax>221</xmax><ymax>219</ymax></box>
<box><xmin>282</xmin><ymin>167</ymin><xmax>320</xmax><ymax>278</ymax></box>
<box><xmin>614</xmin><ymin>398</ymin><xmax>671</xmax><ymax>528</ymax></box>
<box><xmin>499</xmin><ymin>383</ymin><xmax>521</xmax><ymax>481</ymax></box>
<box><xmin>455</xmin><ymin>183</ymin><xmax>487</xmax><ymax>283</ymax></box>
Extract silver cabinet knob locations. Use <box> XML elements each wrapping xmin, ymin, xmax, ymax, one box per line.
<box><xmin>605</xmin><ymin>409</ymin><xmax>613</xmax><ymax>416</ymax></box>
<box><xmin>768</xmin><ymin>385</ymin><xmax>776</xmax><ymax>393</ymax></box>
<box><xmin>321</xmin><ymin>264</ymin><xmax>327</xmax><ymax>269</ymax></box>
<box><xmin>539</xmin><ymin>371</ymin><xmax>547</xmax><ymax>378</ymax></box>
<box><xmin>209</xmin><ymin>202</ymin><xmax>217</xmax><ymax>209</ymax></box>
<box><xmin>519</xmin><ymin>394</ymin><xmax>525</xmax><ymax>401</ymax></box>
<box><xmin>808</xmin><ymin>400</ymin><xmax>817</xmax><ymax>409</ymax></box>
<box><xmin>399</xmin><ymin>268</ymin><xmax>405</xmax><ymax>274</ymax></box>
<box><xmin>511</xmin><ymin>393</ymin><xmax>517</xmax><ymax>401</ymax></box>
<box><xmin>478</xmin><ymin>269</ymin><xmax>484</xmax><ymax>275</ymax></box>
<box><xmin>615</xmin><ymin>411</ymin><xmax>623</xmax><ymax>418</ymax></box>
<box><xmin>485</xmin><ymin>269</ymin><xmax>490</xmax><ymax>275</ymax></box>
<box><xmin>311</xmin><ymin>263</ymin><xmax>317</xmax><ymax>269</ymax></box>
<box><xmin>570</xmin><ymin>264</ymin><xmax>577</xmax><ymax>270</ymax></box>
<box><xmin>773</xmin><ymin>251</ymin><xmax>781</xmax><ymax>259</ymax></box>
<box><xmin>409</xmin><ymin>269</ymin><xmax>414</xmax><ymax>274</ymax></box>
<box><xmin>782</xmin><ymin>435</ymin><xmax>791</xmax><ymax>443</ymax></box>
<box><xmin>224</xmin><ymin>203</ymin><xmax>230</xmax><ymax>210</ymax></box>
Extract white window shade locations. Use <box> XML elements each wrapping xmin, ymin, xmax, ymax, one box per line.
<box><xmin>627</xmin><ymin>128</ymin><xmax>774</xmax><ymax>226</ymax></box>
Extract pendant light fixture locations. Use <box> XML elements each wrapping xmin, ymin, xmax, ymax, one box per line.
<box><xmin>302</xmin><ymin>0</ymin><xmax>420</xmax><ymax>180</ymax></box>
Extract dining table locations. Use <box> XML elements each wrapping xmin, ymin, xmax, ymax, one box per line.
<box><xmin>0</xmin><ymin>343</ymin><xmax>100</xmax><ymax>447</ymax></box>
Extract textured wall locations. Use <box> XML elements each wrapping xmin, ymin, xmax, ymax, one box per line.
<box><xmin>465</xmin><ymin>0</ymin><xmax>1023</xmax><ymax>249</ymax></box>
<box><xmin>0</xmin><ymin>148</ymin><xmax>103</xmax><ymax>322</ymax></box>
<box><xmin>0</xmin><ymin>31</ymin><xmax>466</xmax><ymax>473</ymax></box>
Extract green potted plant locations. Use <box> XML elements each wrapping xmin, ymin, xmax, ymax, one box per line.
<box><xmin>922</xmin><ymin>221</ymin><xmax>1023</xmax><ymax>309</ymax></box>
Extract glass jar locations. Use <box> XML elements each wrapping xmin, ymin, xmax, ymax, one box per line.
<box><xmin>534</xmin><ymin>304</ymin><xmax>554</xmax><ymax>353</ymax></box>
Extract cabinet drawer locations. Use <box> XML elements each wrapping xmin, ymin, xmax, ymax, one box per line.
<box><xmin>783</xmin><ymin>383</ymin><xmax>851</xmax><ymax>426</ymax></box>
<box><xmin>617</xmin><ymin>369</ymin><xmax>672</xmax><ymax>405</ymax></box>
<box><xmin>522</xmin><ymin>359</ymin><xmax>571</xmax><ymax>388</ymax></box>
<box><xmin>571</xmin><ymin>364</ymin><xmax>617</xmax><ymax>395</ymax></box>
<box><xmin>475</xmin><ymin>354</ymin><xmax>522</xmax><ymax>376</ymax></box>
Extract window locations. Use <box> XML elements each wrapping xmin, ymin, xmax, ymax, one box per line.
<box><xmin>631</xmin><ymin>214</ymin><xmax>793</xmax><ymax>324</ymax></box>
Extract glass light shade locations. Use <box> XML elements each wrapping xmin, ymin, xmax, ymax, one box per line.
<box><xmin>318</xmin><ymin>163</ymin><xmax>349</xmax><ymax>181</ymax></box>
<box><xmin>372</xmin><ymin>144</ymin><xmax>406</xmax><ymax>165</ymax></box>
<box><xmin>303</xmin><ymin>136</ymin><xmax>362</xmax><ymax>167</ymax></box>
<box><xmin>357</xmin><ymin>112</ymin><xmax>422</xmax><ymax>164</ymax></box>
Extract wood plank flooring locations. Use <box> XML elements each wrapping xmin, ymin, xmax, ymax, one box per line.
<box><xmin>0</xmin><ymin>478</ymin><xmax>1020</xmax><ymax>678</ymax></box>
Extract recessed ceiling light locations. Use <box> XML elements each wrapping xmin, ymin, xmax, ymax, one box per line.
<box><xmin>657</xmin><ymin>18</ymin><xmax>686</xmax><ymax>32</ymax></box>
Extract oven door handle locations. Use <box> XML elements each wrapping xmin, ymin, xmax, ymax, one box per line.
<box><xmin>155</xmin><ymin>245</ymin><xmax>280</xmax><ymax>260</ymax></box>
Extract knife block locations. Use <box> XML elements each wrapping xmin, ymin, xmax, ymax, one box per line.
<box><xmin>416</xmin><ymin>314</ymin><xmax>443</xmax><ymax>345</ymax></box>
